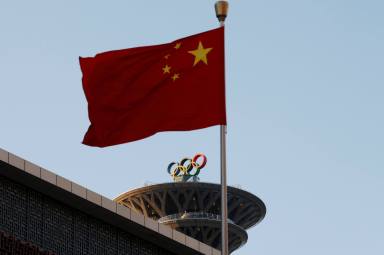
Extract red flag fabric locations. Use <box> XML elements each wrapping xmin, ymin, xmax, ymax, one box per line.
<box><xmin>80</xmin><ymin>27</ymin><xmax>226</xmax><ymax>147</ymax></box>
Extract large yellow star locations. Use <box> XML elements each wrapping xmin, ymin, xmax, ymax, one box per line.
<box><xmin>188</xmin><ymin>41</ymin><xmax>213</xmax><ymax>66</ymax></box>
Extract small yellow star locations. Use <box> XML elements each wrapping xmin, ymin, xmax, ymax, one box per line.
<box><xmin>188</xmin><ymin>41</ymin><xmax>213</xmax><ymax>66</ymax></box>
<box><xmin>174</xmin><ymin>43</ymin><xmax>181</xmax><ymax>49</ymax></box>
<box><xmin>171</xmin><ymin>73</ymin><xmax>180</xmax><ymax>81</ymax></box>
<box><xmin>162</xmin><ymin>65</ymin><xmax>171</xmax><ymax>74</ymax></box>
<box><xmin>164</xmin><ymin>54</ymin><xmax>171</xmax><ymax>59</ymax></box>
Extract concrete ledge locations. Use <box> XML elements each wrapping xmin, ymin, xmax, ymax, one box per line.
<box><xmin>0</xmin><ymin>148</ymin><xmax>8</xmax><ymax>163</ymax></box>
<box><xmin>186</xmin><ymin>236</ymin><xmax>199</xmax><ymax>251</ymax></box>
<box><xmin>72</xmin><ymin>182</ymin><xmax>86</xmax><ymax>199</ymax></box>
<box><xmin>199</xmin><ymin>242</ymin><xmax>212</xmax><ymax>255</ymax></box>
<box><xmin>86</xmin><ymin>189</ymin><xmax>102</xmax><ymax>205</ymax></box>
<box><xmin>159</xmin><ymin>223</ymin><xmax>172</xmax><ymax>239</ymax></box>
<box><xmin>9</xmin><ymin>153</ymin><xmax>24</xmax><ymax>170</ymax></box>
<box><xmin>41</xmin><ymin>168</ymin><xmax>56</xmax><ymax>185</ymax></box>
<box><xmin>57</xmin><ymin>176</ymin><xmax>71</xmax><ymax>192</ymax></box>
<box><xmin>116</xmin><ymin>204</ymin><xmax>131</xmax><ymax>219</ymax></box>
<box><xmin>131</xmin><ymin>210</ymin><xmax>144</xmax><ymax>225</ymax></box>
<box><xmin>173</xmin><ymin>230</ymin><xmax>186</xmax><ymax>245</ymax></box>
<box><xmin>25</xmin><ymin>161</ymin><xmax>40</xmax><ymax>178</ymax></box>
<box><xmin>102</xmin><ymin>196</ymin><xmax>117</xmax><ymax>213</ymax></box>
<box><xmin>144</xmin><ymin>217</ymin><xmax>159</xmax><ymax>232</ymax></box>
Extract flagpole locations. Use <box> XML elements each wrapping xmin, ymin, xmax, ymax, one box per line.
<box><xmin>215</xmin><ymin>1</ymin><xmax>229</xmax><ymax>255</ymax></box>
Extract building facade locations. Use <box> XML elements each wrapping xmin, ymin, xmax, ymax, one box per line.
<box><xmin>0</xmin><ymin>148</ymin><xmax>218</xmax><ymax>255</ymax></box>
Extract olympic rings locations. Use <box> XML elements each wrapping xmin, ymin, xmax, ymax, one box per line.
<box><xmin>167</xmin><ymin>154</ymin><xmax>207</xmax><ymax>179</ymax></box>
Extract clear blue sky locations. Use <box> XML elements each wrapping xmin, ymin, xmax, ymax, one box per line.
<box><xmin>1</xmin><ymin>1</ymin><xmax>383</xmax><ymax>254</ymax></box>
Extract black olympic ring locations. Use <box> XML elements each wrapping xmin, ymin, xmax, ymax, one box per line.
<box><xmin>167</xmin><ymin>154</ymin><xmax>207</xmax><ymax>178</ymax></box>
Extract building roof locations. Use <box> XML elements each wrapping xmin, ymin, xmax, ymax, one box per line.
<box><xmin>0</xmin><ymin>147</ymin><xmax>220</xmax><ymax>255</ymax></box>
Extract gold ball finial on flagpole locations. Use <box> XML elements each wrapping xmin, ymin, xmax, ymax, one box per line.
<box><xmin>215</xmin><ymin>1</ymin><xmax>229</xmax><ymax>24</ymax></box>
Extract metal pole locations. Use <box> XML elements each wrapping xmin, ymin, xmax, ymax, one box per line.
<box><xmin>220</xmin><ymin>124</ymin><xmax>228</xmax><ymax>255</ymax></box>
<box><xmin>215</xmin><ymin>1</ymin><xmax>229</xmax><ymax>254</ymax></box>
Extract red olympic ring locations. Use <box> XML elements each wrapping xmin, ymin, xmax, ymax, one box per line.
<box><xmin>192</xmin><ymin>153</ymin><xmax>207</xmax><ymax>169</ymax></box>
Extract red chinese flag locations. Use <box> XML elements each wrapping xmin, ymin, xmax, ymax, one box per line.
<box><xmin>80</xmin><ymin>27</ymin><xmax>226</xmax><ymax>147</ymax></box>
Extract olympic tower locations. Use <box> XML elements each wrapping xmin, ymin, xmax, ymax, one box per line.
<box><xmin>114</xmin><ymin>154</ymin><xmax>266</xmax><ymax>253</ymax></box>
